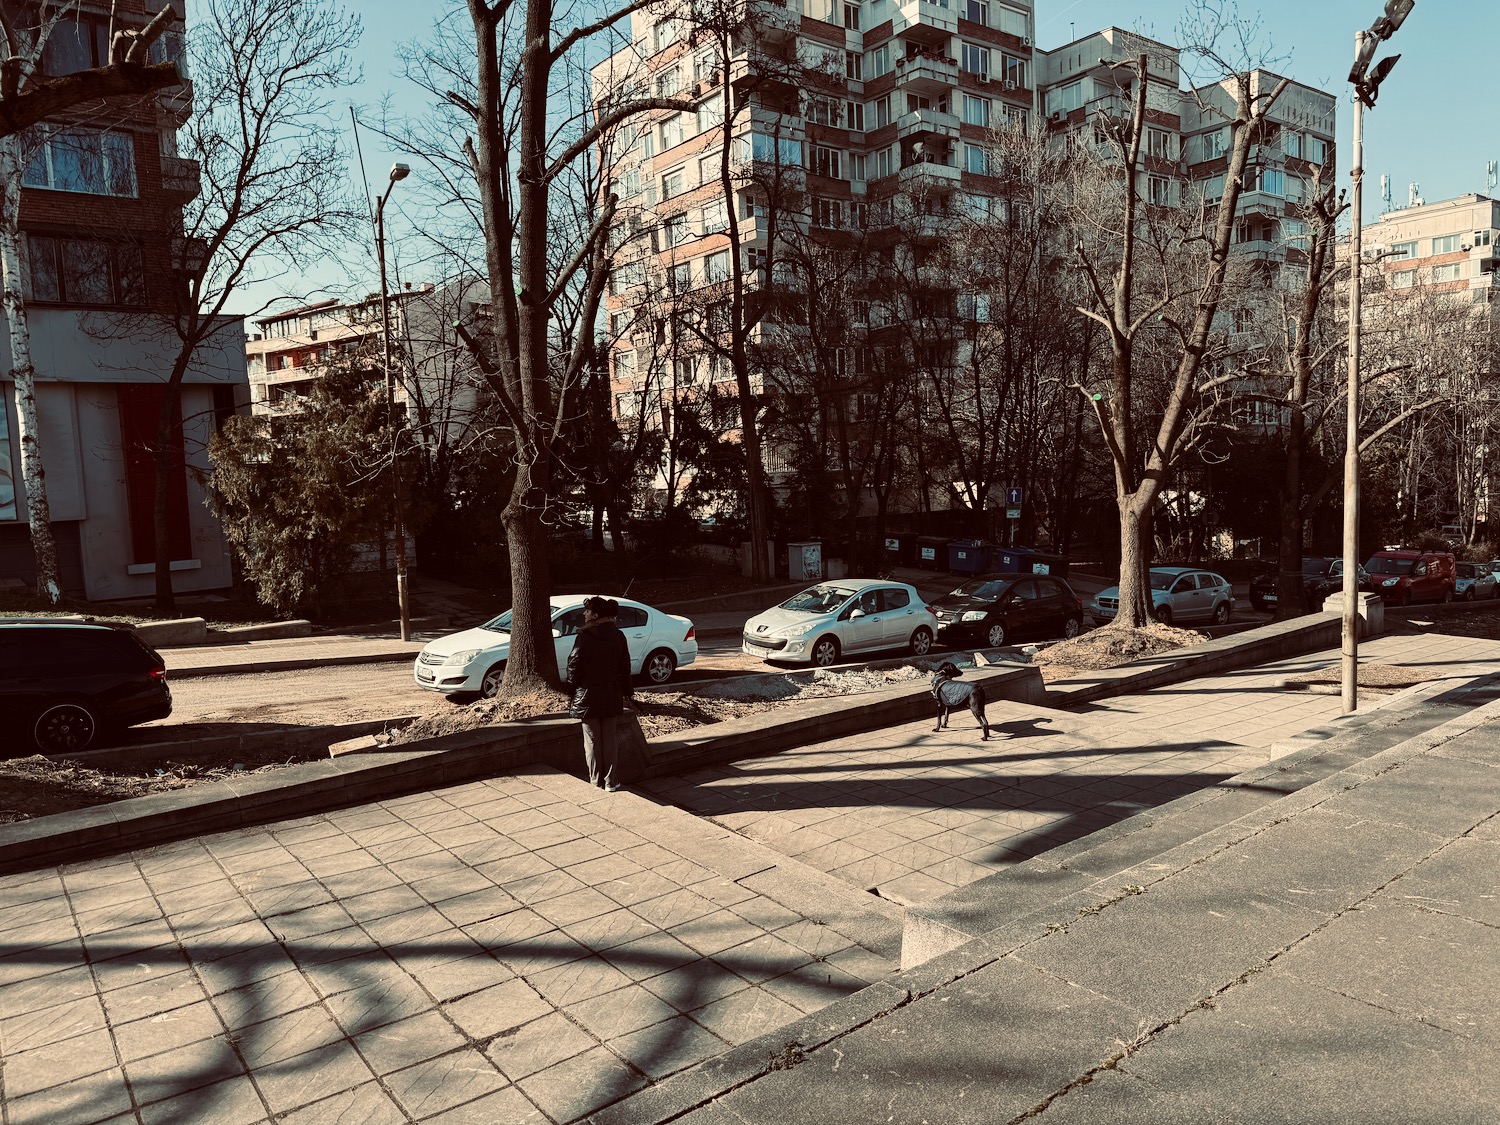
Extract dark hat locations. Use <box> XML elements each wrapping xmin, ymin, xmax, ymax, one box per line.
<box><xmin>582</xmin><ymin>596</ymin><xmax>610</xmax><ymax>615</ymax></box>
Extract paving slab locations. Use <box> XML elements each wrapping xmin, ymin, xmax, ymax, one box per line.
<box><xmin>0</xmin><ymin>767</ymin><xmax>901</xmax><ymax>1124</ymax></box>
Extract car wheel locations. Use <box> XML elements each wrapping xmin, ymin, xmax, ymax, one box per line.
<box><xmin>1063</xmin><ymin>616</ymin><xmax>1081</xmax><ymax>639</ymax></box>
<box><xmin>1154</xmin><ymin>605</ymin><xmax>1173</xmax><ymax>626</ymax></box>
<box><xmin>33</xmin><ymin>700</ymin><xmax>100</xmax><ymax>753</ymax></box>
<box><xmin>811</xmin><ymin>636</ymin><xmax>840</xmax><ymax>667</ymax></box>
<box><xmin>1464</xmin><ymin>587</ymin><xmax>1475</xmax><ymax>601</ymax></box>
<box><xmin>480</xmin><ymin>663</ymin><xmax>506</xmax><ymax>698</ymax></box>
<box><xmin>986</xmin><ymin>622</ymin><xmax>1008</xmax><ymax>647</ymax></box>
<box><xmin>908</xmin><ymin>627</ymin><xmax>933</xmax><ymax>656</ymax></box>
<box><xmin>643</xmin><ymin>648</ymin><xmax>677</xmax><ymax>685</ymax></box>
<box><xmin>1212</xmin><ymin>601</ymin><xmax>1231</xmax><ymax>625</ymax></box>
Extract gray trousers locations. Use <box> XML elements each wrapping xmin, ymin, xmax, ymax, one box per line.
<box><xmin>581</xmin><ymin>715</ymin><xmax>619</xmax><ymax>788</ymax></box>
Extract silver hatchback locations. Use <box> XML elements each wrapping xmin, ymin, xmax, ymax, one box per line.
<box><xmin>741</xmin><ymin>580</ymin><xmax>938</xmax><ymax>666</ymax></box>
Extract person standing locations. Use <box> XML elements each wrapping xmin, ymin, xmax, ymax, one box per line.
<box><xmin>564</xmin><ymin>596</ymin><xmax>633</xmax><ymax>791</ymax></box>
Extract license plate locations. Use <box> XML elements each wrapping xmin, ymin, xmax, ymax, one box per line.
<box><xmin>1264</xmin><ymin>595</ymin><xmax>1277</xmax><ymax>603</ymax></box>
<box><xmin>417</xmin><ymin>669</ymin><xmax>435</xmax><ymax>681</ymax></box>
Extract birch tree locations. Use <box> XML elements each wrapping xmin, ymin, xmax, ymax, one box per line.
<box><xmin>0</xmin><ymin>1</ymin><xmax>180</xmax><ymax>603</ymax></box>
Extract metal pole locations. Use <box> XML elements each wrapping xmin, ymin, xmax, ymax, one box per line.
<box><xmin>1341</xmin><ymin>35</ymin><xmax>1367</xmax><ymax>715</ymax></box>
<box><xmin>376</xmin><ymin>192</ymin><xmax>412</xmax><ymax>643</ymax></box>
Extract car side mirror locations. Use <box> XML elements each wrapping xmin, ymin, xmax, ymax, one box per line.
<box><xmin>551</xmin><ymin>628</ymin><xmax>563</xmax><ymax>638</ymax></box>
<box><xmin>849</xmin><ymin>608</ymin><xmax>866</xmax><ymax>619</ymax></box>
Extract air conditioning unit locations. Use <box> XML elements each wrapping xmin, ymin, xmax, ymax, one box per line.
<box><xmin>691</xmin><ymin>82</ymin><xmax>703</xmax><ymax>97</ymax></box>
<box><xmin>1003</xmin><ymin>79</ymin><xmax>1017</xmax><ymax>91</ymax></box>
<box><xmin>1050</xmin><ymin>108</ymin><xmax>1066</xmax><ymax>122</ymax></box>
<box><xmin>1022</xmin><ymin>35</ymin><xmax>1032</xmax><ymax>47</ymax></box>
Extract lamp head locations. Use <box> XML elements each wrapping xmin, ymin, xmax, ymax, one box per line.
<box><xmin>1371</xmin><ymin>0</ymin><xmax>1414</xmax><ymax>40</ymax></box>
<box><xmin>389</xmin><ymin>163</ymin><xmax>411</xmax><ymax>183</ymax></box>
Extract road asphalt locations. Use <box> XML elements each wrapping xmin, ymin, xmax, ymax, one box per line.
<box><xmin>2</xmin><ymin>626</ymin><xmax>1497</xmax><ymax>1123</ymax></box>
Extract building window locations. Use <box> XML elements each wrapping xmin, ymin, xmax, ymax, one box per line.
<box><xmin>1474</xmin><ymin>230</ymin><xmax>1492</xmax><ymax>247</ymax></box>
<box><xmin>698</xmin><ymin>153</ymin><xmax>719</xmax><ymax>185</ymax></box>
<box><xmin>1433</xmin><ymin>233</ymin><xmax>1462</xmax><ymax>255</ymax></box>
<box><xmin>661</xmin><ymin>167</ymin><xmax>685</xmax><ymax>199</ymax></box>
<box><xmin>662</xmin><ymin>213</ymin><xmax>690</xmax><ymax>247</ymax></box>
<box><xmin>23</xmin><ymin>127</ymin><xmax>137</xmax><ymax>197</ymax></box>
<box><xmin>694</xmin><ymin>52</ymin><xmax>721</xmax><ymax>83</ymax></box>
<box><xmin>41</xmin><ymin>13</ymin><xmax>109</xmax><ymax>75</ymax></box>
<box><xmin>674</xmin><ymin>356</ymin><xmax>697</xmax><ymax>385</ymax></box>
<box><xmin>960</xmin><ymin>43</ymin><xmax>989</xmax><ymax>78</ymax></box>
<box><xmin>874</xmin><ymin>146</ymin><xmax>894</xmax><ymax>178</ymax></box>
<box><xmin>1147</xmin><ymin>128</ymin><xmax>1174</xmax><ymax>161</ymax></box>
<box><xmin>811</xmin><ymin>197</ymin><xmax>844</xmax><ymax>227</ymax></box>
<box><xmin>994</xmin><ymin>3</ymin><xmax>1029</xmax><ymax>36</ymax></box>
<box><xmin>867</xmin><ymin>44</ymin><xmax>890</xmax><ymax>78</ymax></box>
<box><xmin>849</xmin><ymin>200</ymin><xmax>869</xmax><ymax>227</ymax></box>
<box><xmin>659</xmin><ymin>115</ymin><xmax>684</xmax><ymax>150</ymax></box>
<box><xmin>1307</xmin><ymin>136</ymin><xmax>1328</xmax><ymax>164</ymax></box>
<box><xmin>964</xmin><ymin>144</ymin><xmax>989</xmax><ymax>175</ymax></box>
<box><xmin>874</xmin><ymin>95</ymin><xmax>891</xmax><ymax>128</ymax></box>
<box><xmin>846</xmin><ymin>50</ymin><xmax>862</xmax><ymax>80</ymax></box>
<box><xmin>655</xmin><ymin>68</ymin><xmax>680</xmax><ymax>98</ymax></box>
<box><xmin>746</xmin><ymin>246</ymin><xmax>767</xmax><ymax>277</ymax></box>
<box><xmin>1390</xmin><ymin>240</ymin><xmax>1417</xmax><ymax>260</ymax></box>
<box><xmin>28</xmin><ymin>235</ymin><xmax>145</xmax><ymax>306</ymax></box>
<box><xmin>962</xmin><ymin>93</ymin><xmax>990</xmax><ymax>126</ymax></box>
<box><xmin>964</xmin><ymin>0</ymin><xmax>989</xmax><ymax>25</ymax></box>
<box><xmin>703</xmin><ymin>249</ymin><xmax>730</xmax><ymax>282</ymax></box>
<box><xmin>1001</xmin><ymin>104</ymin><xmax>1028</xmax><ymax>130</ymax></box>
<box><xmin>844</xmin><ymin>2</ymin><xmax>861</xmax><ymax>29</ymax></box>
<box><xmin>849</xmin><ymin>153</ymin><xmax>866</xmax><ymax>182</ymax></box>
<box><xmin>807</xmin><ymin>96</ymin><xmax>838</xmax><ymax>126</ymax></box>
<box><xmin>809</xmin><ymin>145</ymin><xmax>843</xmax><ymax>179</ymax></box>
<box><xmin>846</xmin><ymin>101</ymin><xmax>865</xmax><ymax>130</ymax></box>
<box><xmin>1198</xmin><ymin>128</ymin><xmax>1227</xmax><ymax>162</ymax></box>
<box><xmin>1433</xmin><ymin>263</ymin><xmax>1465</xmax><ymax>283</ymax></box>
<box><xmin>999</xmin><ymin>53</ymin><xmax>1026</xmax><ymax>87</ymax></box>
<box><xmin>696</xmin><ymin>92</ymin><xmax>723</xmax><ymax>133</ymax></box>
<box><xmin>1148</xmin><ymin>176</ymin><xmax>1172</xmax><ymax>206</ymax></box>
<box><xmin>1391</xmin><ymin>269</ymin><xmax>1417</xmax><ymax>289</ymax></box>
<box><xmin>1197</xmin><ymin>175</ymin><xmax>1225</xmax><ymax>203</ymax></box>
<box><xmin>1251</xmin><ymin>167</ymin><xmax>1284</xmax><ymax>196</ymax></box>
<box><xmin>1282</xmin><ymin>129</ymin><xmax>1303</xmax><ymax>159</ymax></box>
<box><xmin>701</xmin><ymin>198</ymin><xmax>727</xmax><ymax>234</ymax></box>
<box><xmin>670</xmin><ymin>261</ymin><xmax>692</xmax><ymax>290</ymax></box>
<box><xmin>614</xmin><ymin>350</ymin><xmax>637</xmax><ymax>381</ymax></box>
<box><xmin>652</xmin><ymin>19</ymin><xmax>678</xmax><ymax>53</ymax></box>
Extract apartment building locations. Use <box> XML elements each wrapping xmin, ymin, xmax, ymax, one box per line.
<box><xmin>1369</xmin><ymin>193</ymin><xmax>1500</xmax><ymax>305</ymax></box>
<box><xmin>591</xmin><ymin>3</ymin><xmax>1336</xmax><ymax>481</ymax></box>
<box><xmin>0</xmin><ymin>1</ymin><xmax>250</xmax><ymax>601</ymax></box>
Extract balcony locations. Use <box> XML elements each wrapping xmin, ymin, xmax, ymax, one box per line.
<box><xmin>894</xmin><ymin>52</ymin><xmax>959</xmax><ymax>94</ymax></box>
<box><xmin>742</xmin><ymin>0</ymin><xmax>798</xmax><ymax>43</ymax></box>
<box><xmin>896</xmin><ymin>108</ymin><xmax>959</xmax><ymax>142</ymax></box>
<box><xmin>898</xmin><ymin>160</ymin><xmax>961</xmax><ymax>193</ymax></box>
<box><xmin>161</xmin><ymin>156</ymin><xmax>201</xmax><ymax>202</ymax></box>
<box><xmin>728</xmin><ymin>47</ymin><xmax>799</xmax><ymax>93</ymax></box>
<box><xmin>156</xmin><ymin>78</ymin><xmax>193</xmax><ymax>125</ymax></box>
<box><xmin>892</xmin><ymin>0</ymin><xmax>957</xmax><ymax>45</ymax></box>
<box><xmin>1237</xmin><ymin>190</ymin><xmax>1286</xmax><ymax>217</ymax></box>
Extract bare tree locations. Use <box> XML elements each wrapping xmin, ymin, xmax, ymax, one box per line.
<box><xmin>1072</xmin><ymin>13</ymin><xmax>1290</xmax><ymax>628</ymax></box>
<box><xmin>90</xmin><ymin>0</ymin><xmax>360</xmax><ymax>614</ymax></box>
<box><xmin>0</xmin><ymin>1</ymin><xmax>181</xmax><ymax>603</ymax></box>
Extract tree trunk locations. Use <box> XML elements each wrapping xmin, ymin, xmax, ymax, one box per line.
<box><xmin>1275</xmin><ymin>421</ymin><xmax>1307</xmax><ymax>619</ymax></box>
<box><xmin>0</xmin><ymin>136</ymin><xmax>60</xmax><ymax>604</ymax></box>
<box><xmin>152</xmin><ymin>383</ymin><xmax>183</xmax><ymax>614</ymax></box>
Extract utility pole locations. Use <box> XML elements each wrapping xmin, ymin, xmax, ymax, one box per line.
<box><xmin>1343</xmin><ymin>0</ymin><xmax>1415</xmax><ymax>713</ymax></box>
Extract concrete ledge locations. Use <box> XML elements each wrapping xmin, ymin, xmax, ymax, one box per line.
<box><xmin>210</xmin><ymin>619</ymin><xmax>313</xmax><ymax>642</ymax></box>
<box><xmin>1044</xmin><ymin>611</ymin><xmax>1370</xmax><ymax>707</ymax></box>
<box><xmin>320</xmin><ymin>615</ymin><xmax>451</xmax><ymax>637</ymax></box>
<box><xmin>655</xmin><ymin>583</ymin><xmax>807</xmax><ymax>616</ymax></box>
<box><xmin>55</xmin><ymin>716</ymin><xmax>421</xmax><ymax>771</ymax></box>
<box><xmin>166</xmin><ymin>650</ymin><xmax>418</xmax><ymax>679</ymax></box>
<box><xmin>132</xmin><ymin>618</ymin><xmax>208</xmax><ymax>647</ymax></box>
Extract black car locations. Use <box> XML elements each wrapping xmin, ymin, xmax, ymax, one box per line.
<box><xmin>1248</xmin><ymin>557</ymin><xmax>1369</xmax><ymax>613</ymax></box>
<box><xmin>931</xmin><ymin>574</ymin><xmax>1084</xmax><ymax>648</ymax></box>
<box><xmin>0</xmin><ymin>621</ymin><xmax>171</xmax><ymax>753</ymax></box>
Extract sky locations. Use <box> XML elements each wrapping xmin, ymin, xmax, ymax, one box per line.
<box><xmin>229</xmin><ymin>0</ymin><xmax>1498</xmax><ymax>318</ymax></box>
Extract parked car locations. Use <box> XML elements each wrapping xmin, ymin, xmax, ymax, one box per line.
<box><xmin>1248</xmin><ymin>557</ymin><xmax>1370</xmax><ymax>613</ymax></box>
<box><xmin>0</xmin><ymin>621</ymin><xmax>171</xmax><ymax>753</ymax></box>
<box><xmin>742</xmin><ymin>580</ymin><xmax>937</xmax><ymax>667</ymax></box>
<box><xmin>1089</xmin><ymin>567</ymin><xmax>1235</xmax><ymax>626</ymax></box>
<box><xmin>930</xmin><ymin>574</ymin><xmax>1084</xmax><ymax>648</ymax></box>
<box><xmin>1454</xmin><ymin>562</ymin><xmax>1497</xmax><ymax>601</ymax></box>
<box><xmin>1364</xmin><ymin>549</ymin><xmax>1456</xmax><ymax>606</ymax></box>
<box><xmin>414</xmin><ymin>596</ymin><xmax>697</xmax><ymax>698</ymax></box>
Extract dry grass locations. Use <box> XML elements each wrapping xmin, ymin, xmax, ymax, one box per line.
<box><xmin>1035</xmin><ymin>622</ymin><xmax>1207</xmax><ymax>682</ymax></box>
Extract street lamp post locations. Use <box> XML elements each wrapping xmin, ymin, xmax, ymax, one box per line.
<box><xmin>1342</xmin><ymin>0</ymin><xmax>1414</xmax><ymax>714</ymax></box>
<box><xmin>375</xmin><ymin>162</ymin><xmax>412</xmax><ymax>642</ymax></box>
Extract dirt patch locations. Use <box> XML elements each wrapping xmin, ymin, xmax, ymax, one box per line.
<box><xmin>1279</xmin><ymin>663</ymin><xmax>1435</xmax><ymax>694</ymax></box>
<box><xmin>1034</xmin><ymin>622</ymin><xmax>1206</xmax><ymax>682</ymax></box>
<box><xmin>0</xmin><ymin>750</ymin><xmax>316</xmax><ymax>824</ymax></box>
<box><xmin>1402</xmin><ymin>608</ymin><xmax>1500</xmax><ymax>641</ymax></box>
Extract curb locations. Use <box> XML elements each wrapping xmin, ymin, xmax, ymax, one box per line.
<box><xmin>54</xmin><ymin>715</ymin><xmax>422</xmax><ymax>770</ymax></box>
<box><xmin>165</xmin><ymin>650</ymin><xmax>419</xmax><ymax>679</ymax></box>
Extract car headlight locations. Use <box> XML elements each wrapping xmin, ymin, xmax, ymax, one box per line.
<box><xmin>961</xmin><ymin>610</ymin><xmax>987</xmax><ymax>622</ymax></box>
<box><xmin>445</xmin><ymin>648</ymin><xmax>482</xmax><ymax>665</ymax></box>
<box><xmin>779</xmin><ymin>621</ymin><xmax>818</xmax><ymax>637</ymax></box>
<box><xmin>1381</xmin><ymin>578</ymin><xmax>1399</xmax><ymax>586</ymax></box>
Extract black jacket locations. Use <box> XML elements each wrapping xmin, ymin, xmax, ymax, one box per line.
<box><xmin>564</xmin><ymin>622</ymin><xmax>632</xmax><ymax>718</ymax></box>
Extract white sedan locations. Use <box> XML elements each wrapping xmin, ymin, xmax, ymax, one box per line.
<box><xmin>741</xmin><ymin>579</ymin><xmax>937</xmax><ymax>667</ymax></box>
<box><xmin>414</xmin><ymin>595</ymin><xmax>697</xmax><ymax>698</ymax></box>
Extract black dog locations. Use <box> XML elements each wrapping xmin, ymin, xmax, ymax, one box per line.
<box><xmin>930</xmin><ymin>661</ymin><xmax>989</xmax><ymax>739</ymax></box>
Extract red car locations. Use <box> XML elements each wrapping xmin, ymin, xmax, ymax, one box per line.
<box><xmin>1364</xmin><ymin>549</ymin><xmax>1456</xmax><ymax>606</ymax></box>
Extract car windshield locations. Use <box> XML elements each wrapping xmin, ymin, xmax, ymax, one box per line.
<box><xmin>779</xmin><ymin>585</ymin><xmax>856</xmax><ymax>613</ymax></box>
<box><xmin>1458</xmin><ymin>564</ymin><xmax>1476</xmax><ymax>578</ymax></box>
<box><xmin>480</xmin><ymin>611</ymin><xmax>513</xmax><ymax>631</ymax></box>
<box><xmin>949</xmin><ymin>579</ymin><xmax>1008</xmax><ymax>601</ymax></box>
<box><xmin>1149</xmin><ymin>572</ymin><xmax>1179</xmax><ymax>590</ymax></box>
<box><xmin>1302</xmin><ymin>558</ymin><xmax>1332</xmax><ymax>575</ymax></box>
<box><xmin>1366</xmin><ymin>557</ymin><xmax>1413</xmax><ymax>575</ymax></box>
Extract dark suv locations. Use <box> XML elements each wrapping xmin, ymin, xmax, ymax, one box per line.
<box><xmin>931</xmin><ymin>574</ymin><xmax>1084</xmax><ymax>648</ymax></box>
<box><xmin>0</xmin><ymin>621</ymin><xmax>171</xmax><ymax>753</ymax></box>
<box><xmin>1249</xmin><ymin>557</ymin><xmax>1370</xmax><ymax>613</ymax></box>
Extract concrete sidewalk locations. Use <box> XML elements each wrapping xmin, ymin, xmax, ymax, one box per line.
<box><xmin>164</xmin><ymin>634</ymin><xmax>428</xmax><ymax>678</ymax></box>
<box><xmin>3</xmin><ymin>628</ymin><xmax>1497</xmax><ymax>1123</ymax></box>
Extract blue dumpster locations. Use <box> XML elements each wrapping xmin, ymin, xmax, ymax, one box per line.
<box><xmin>947</xmin><ymin>540</ymin><xmax>993</xmax><ymax>574</ymax></box>
<box><xmin>915</xmin><ymin>536</ymin><xmax>948</xmax><ymax>570</ymax></box>
<box><xmin>992</xmin><ymin>548</ymin><xmax>1070</xmax><ymax>577</ymax></box>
